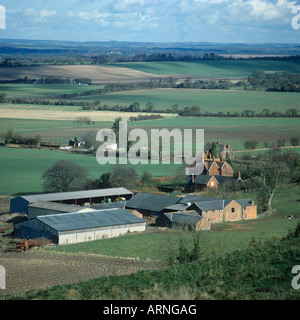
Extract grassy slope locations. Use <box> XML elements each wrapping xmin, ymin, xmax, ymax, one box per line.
<box><xmin>0</xmin><ymin>147</ymin><xmax>182</xmax><ymax>195</ymax></box>
<box><xmin>7</xmin><ymin>224</ymin><xmax>300</xmax><ymax>300</ymax></box>
<box><xmin>71</xmin><ymin>89</ymin><xmax>300</xmax><ymax>113</ymax></box>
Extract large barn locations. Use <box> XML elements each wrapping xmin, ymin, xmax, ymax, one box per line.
<box><xmin>14</xmin><ymin>208</ymin><xmax>146</xmax><ymax>245</ymax></box>
<box><xmin>10</xmin><ymin>187</ymin><xmax>133</xmax><ymax>214</ymax></box>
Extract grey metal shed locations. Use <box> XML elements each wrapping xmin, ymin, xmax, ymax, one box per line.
<box><xmin>14</xmin><ymin>208</ymin><xmax>146</xmax><ymax>245</ymax></box>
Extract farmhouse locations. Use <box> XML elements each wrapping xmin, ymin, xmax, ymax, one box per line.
<box><xmin>186</xmin><ymin>173</ymin><xmax>241</xmax><ymax>192</ymax></box>
<box><xmin>156</xmin><ymin>210</ymin><xmax>211</xmax><ymax>231</ymax></box>
<box><xmin>184</xmin><ymin>149</ymin><xmax>240</xmax><ymax>192</ymax></box>
<box><xmin>14</xmin><ymin>208</ymin><xmax>146</xmax><ymax>245</ymax></box>
<box><xmin>10</xmin><ymin>187</ymin><xmax>133</xmax><ymax>214</ymax></box>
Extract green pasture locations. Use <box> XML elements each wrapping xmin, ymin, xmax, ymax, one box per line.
<box><xmin>112</xmin><ymin>60</ymin><xmax>300</xmax><ymax>77</ymax></box>
<box><xmin>73</xmin><ymin>89</ymin><xmax>300</xmax><ymax>114</ymax></box>
<box><xmin>0</xmin><ymin>118</ymin><xmax>108</xmax><ymax>134</ymax></box>
<box><xmin>0</xmin><ymin>84</ymin><xmax>103</xmax><ymax>98</ymax></box>
<box><xmin>0</xmin><ymin>116</ymin><xmax>299</xmax><ymax>152</ymax></box>
<box><xmin>129</xmin><ymin>117</ymin><xmax>300</xmax><ymax>150</ymax></box>
<box><xmin>48</xmin><ymin>186</ymin><xmax>300</xmax><ymax>261</ymax></box>
<box><xmin>0</xmin><ymin>118</ymin><xmax>109</xmax><ymax>144</ymax></box>
<box><xmin>0</xmin><ymin>147</ymin><xmax>182</xmax><ymax>196</ymax></box>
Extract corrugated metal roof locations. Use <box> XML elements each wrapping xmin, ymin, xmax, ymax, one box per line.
<box><xmin>191</xmin><ymin>199</ymin><xmax>233</xmax><ymax>211</ymax></box>
<box><xmin>125</xmin><ymin>192</ymin><xmax>180</xmax><ymax>212</ymax></box>
<box><xmin>20</xmin><ymin>188</ymin><xmax>133</xmax><ymax>203</ymax></box>
<box><xmin>36</xmin><ymin>209</ymin><xmax>145</xmax><ymax>232</ymax></box>
<box><xmin>89</xmin><ymin>201</ymin><xmax>126</xmax><ymax>210</ymax></box>
<box><xmin>165</xmin><ymin>211</ymin><xmax>201</xmax><ymax>225</ymax></box>
<box><xmin>28</xmin><ymin>201</ymin><xmax>85</xmax><ymax>213</ymax></box>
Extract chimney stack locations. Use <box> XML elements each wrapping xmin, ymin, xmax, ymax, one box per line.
<box><xmin>238</xmin><ymin>170</ymin><xmax>241</xmax><ymax>179</ymax></box>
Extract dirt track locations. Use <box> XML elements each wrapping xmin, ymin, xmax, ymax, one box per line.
<box><xmin>0</xmin><ymin>251</ymin><xmax>163</xmax><ymax>296</ymax></box>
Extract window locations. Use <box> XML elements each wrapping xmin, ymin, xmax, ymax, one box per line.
<box><xmin>211</xmin><ymin>181</ymin><xmax>214</xmax><ymax>186</ymax></box>
<box><xmin>231</xmin><ymin>208</ymin><xmax>235</xmax><ymax>213</ymax></box>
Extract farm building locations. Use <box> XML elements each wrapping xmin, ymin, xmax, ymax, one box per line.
<box><xmin>156</xmin><ymin>210</ymin><xmax>211</xmax><ymax>231</ymax></box>
<box><xmin>27</xmin><ymin>201</ymin><xmax>95</xmax><ymax>219</ymax></box>
<box><xmin>14</xmin><ymin>208</ymin><xmax>146</xmax><ymax>245</ymax></box>
<box><xmin>188</xmin><ymin>198</ymin><xmax>257</xmax><ymax>223</ymax></box>
<box><xmin>125</xmin><ymin>192</ymin><xmax>180</xmax><ymax>216</ymax></box>
<box><xmin>10</xmin><ymin>187</ymin><xmax>133</xmax><ymax>214</ymax></box>
<box><xmin>185</xmin><ymin>173</ymin><xmax>241</xmax><ymax>192</ymax></box>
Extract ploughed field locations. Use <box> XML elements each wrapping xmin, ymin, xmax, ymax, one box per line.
<box><xmin>0</xmin><ymin>251</ymin><xmax>162</xmax><ymax>296</ymax></box>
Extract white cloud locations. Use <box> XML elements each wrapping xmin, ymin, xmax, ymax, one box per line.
<box><xmin>24</xmin><ymin>8</ymin><xmax>57</xmax><ymax>22</ymax></box>
<box><xmin>40</xmin><ymin>10</ymin><xmax>57</xmax><ymax>19</ymax></box>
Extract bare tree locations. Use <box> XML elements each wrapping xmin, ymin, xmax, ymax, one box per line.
<box><xmin>256</xmin><ymin>161</ymin><xmax>290</xmax><ymax>211</ymax></box>
<box><xmin>42</xmin><ymin>160</ymin><xmax>89</xmax><ymax>192</ymax></box>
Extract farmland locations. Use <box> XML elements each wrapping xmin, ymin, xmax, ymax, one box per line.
<box><xmin>0</xmin><ymin>58</ymin><xmax>299</xmax><ymax>196</ymax></box>
<box><xmin>0</xmin><ymin>55</ymin><xmax>300</xmax><ymax>301</ymax></box>
<box><xmin>72</xmin><ymin>88</ymin><xmax>300</xmax><ymax>114</ymax></box>
<box><xmin>0</xmin><ymin>186</ymin><xmax>299</xmax><ymax>298</ymax></box>
<box><xmin>0</xmin><ymin>146</ymin><xmax>183</xmax><ymax>195</ymax></box>
<box><xmin>112</xmin><ymin>60</ymin><xmax>300</xmax><ymax>77</ymax></box>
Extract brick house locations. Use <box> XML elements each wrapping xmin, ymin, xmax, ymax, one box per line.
<box><xmin>184</xmin><ymin>149</ymin><xmax>240</xmax><ymax>192</ymax></box>
<box><xmin>188</xmin><ymin>198</ymin><xmax>257</xmax><ymax>223</ymax></box>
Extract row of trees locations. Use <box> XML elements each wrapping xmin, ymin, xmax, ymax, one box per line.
<box><xmin>248</xmin><ymin>70</ymin><xmax>300</xmax><ymax>92</ymax></box>
<box><xmin>243</xmin><ymin>137</ymin><xmax>299</xmax><ymax>150</ymax></box>
<box><xmin>2</xmin><ymin>129</ymin><xmax>41</xmax><ymax>146</ymax></box>
<box><xmin>2</xmin><ymin>52</ymin><xmax>300</xmax><ymax>67</ymax></box>
<box><xmin>178</xmin><ymin>105</ymin><xmax>300</xmax><ymax>118</ymax></box>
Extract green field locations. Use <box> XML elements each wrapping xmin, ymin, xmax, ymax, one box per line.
<box><xmin>112</xmin><ymin>60</ymin><xmax>300</xmax><ymax>77</ymax></box>
<box><xmin>0</xmin><ymin>84</ymin><xmax>103</xmax><ymax>98</ymax></box>
<box><xmin>72</xmin><ymin>88</ymin><xmax>300</xmax><ymax>114</ymax></box>
<box><xmin>129</xmin><ymin>117</ymin><xmax>300</xmax><ymax>150</ymax></box>
<box><xmin>0</xmin><ymin>147</ymin><xmax>183</xmax><ymax>195</ymax></box>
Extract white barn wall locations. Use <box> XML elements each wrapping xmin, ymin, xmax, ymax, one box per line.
<box><xmin>58</xmin><ymin>223</ymin><xmax>146</xmax><ymax>245</ymax></box>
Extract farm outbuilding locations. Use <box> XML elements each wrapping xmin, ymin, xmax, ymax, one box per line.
<box><xmin>27</xmin><ymin>201</ymin><xmax>95</xmax><ymax>219</ymax></box>
<box><xmin>10</xmin><ymin>187</ymin><xmax>133</xmax><ymax>214</ymax></box>
<box><xmin>14</xmin><ymin>208</ymin><xmax>146</xmax><ymax>245</ymax></box>
<box><xmin>156</xmin><ymin>210</ymin><xmax>211</xmax><ymax>231</ymax></box>
<box><xmin>125</xmin><ymin>192</ymin><xmax>180</xmax><ymax>216</ymax></box>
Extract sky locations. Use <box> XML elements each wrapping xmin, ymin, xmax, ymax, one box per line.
<box><xmin>0</xmin><ymin>0</ymin><xmax>299</xmax><ymax>43</ymax></box>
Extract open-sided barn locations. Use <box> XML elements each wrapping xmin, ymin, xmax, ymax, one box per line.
<box><xmin>10</xmin><ymin>187</ymin><xmax>133</xmax><ymax>214</ymax></box>
<box><xmin>14</xmin><ymin>208</ymin><xmax>146</xmax><ymax>245</ymax></box>
<box><xmin>156</xmin><ymin>210</ymin><xmax>211</xmax><ymax>231</ymax></box>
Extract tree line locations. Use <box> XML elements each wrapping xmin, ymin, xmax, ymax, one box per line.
<box><xmin>178</xmin><ymin>105</ymin><xmax>300</xmax><ymax>118</ymax></box>
<box><xmin>1</xmin><ymin>52</ymin><xmax>300</xmax><ymax>67</ymax></box>
<box><xmin>248</xmin><ymin>69</ymin><xmax>300</xmax><ymax>92</ymax></box>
